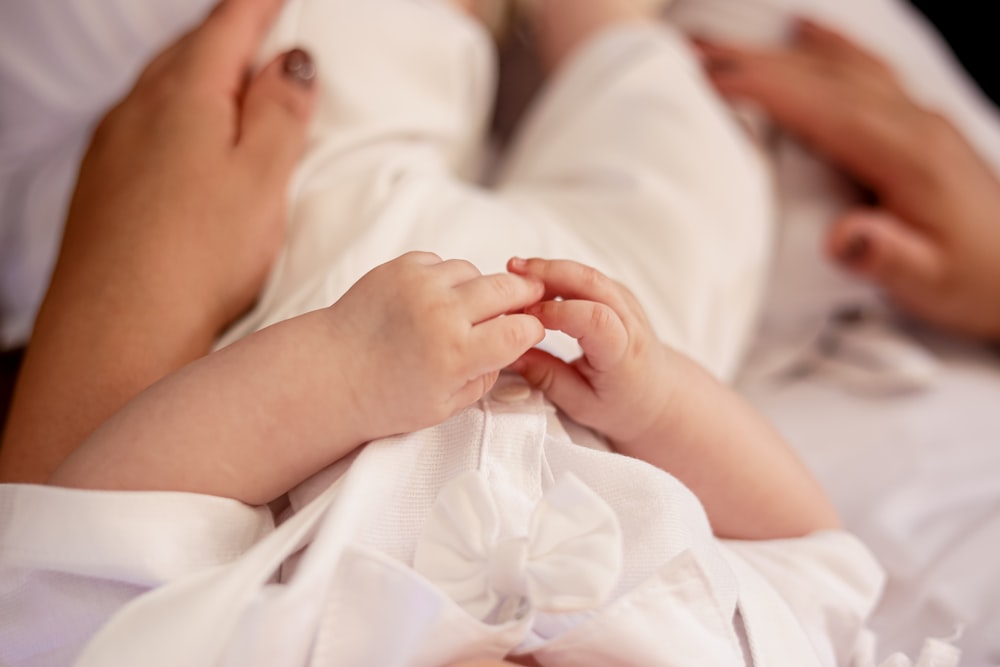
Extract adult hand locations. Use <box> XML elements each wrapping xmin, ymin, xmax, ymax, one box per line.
<box><xmin>0</xmin><ymin>0</ymin><xmax>317</xmax><ymax>482</ymax></box>
<box><xmin>329</xmin><ymin>252</ymin><xmax>546</xmax><ymax>443</ymax></box>
<box><xmin>697</xmin><ymin>20</ymin><xmax>1000</xmax><ymax>341</ymax></box>
<box><xmin>68</xmin><ymin>0</ymin><xmax>317</xmax><ymax>329</ymax></box>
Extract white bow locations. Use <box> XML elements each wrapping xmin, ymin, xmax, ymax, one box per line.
<box><xmin>413</xmin><ymin>471</ymin><xmax>623</xmax><ymax>621</ymax></box>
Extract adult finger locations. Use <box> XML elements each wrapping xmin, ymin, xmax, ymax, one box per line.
<box><xmin>795</xmin><ymin>18</ymin><xmax>864</xmax><ymax>60</ymax></box>
<box><xmin>796</xmin><ymin>18</ymin><xmax>894</xmax><ymax>75</ymax></box>
<box><xmin>454</xmin><ymin>273</ymin><xmax>544</xmax><ymax>324</ymax></box>
<box><xmin>701</xmin><ymin>46</ymin><xmax>826</xmax><ymax>121</ymax></box>
<box><xmin>189</xmin><ymin>0</ymin><xmax>288</xmax><ymax>90</ymax></box>
<box><xmin>827</xmin><ymin>207</ymin><xmax>947</xmax><ymax>300</ymax></box>
<box><xmin>526</xmin><ymin>300</ymin><xmax>628</xmax><ymax>372</ymax></box>
<box><xmin>507</xmin><ymin>258</ymin><xmax>631</xmax><ymax>320</ymax></box>
<box><xmin>466</xmin><ymin>314</ymin><xmax>545</xmax><ymax>378</ymax></box>
<box><xmin>237</xmin><ymin>48</ymin><xmax>317</xmax><ymax>184</ymax></box>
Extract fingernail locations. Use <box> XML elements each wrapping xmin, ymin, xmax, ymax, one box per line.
<box><xmin>509</xmin><ymin>257</ymin><xmax>527</xmax><ymax>270</ymax></box>
<box><xmin>705</xmin><ymin>57</ymin><xmax>739</xmax><ymax>74</ymax></box>
<box><xmin>841</xmin><ymin>234</ymin><xmax>871</xmax><ymax>264</ymax></box>
<box><xmin>283</xmin><ymin>48</ymin><xmax>316</xmax><ymax>88</ymax></box>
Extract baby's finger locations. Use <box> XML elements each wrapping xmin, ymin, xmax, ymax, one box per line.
<box><xmin>451</xmin><ymin>370</ymin><xmax>502</xmax><ymax>411</ymax></box>
<box><xmin>466</xmin><ymin>314</ymin><xmax>545</xmax><ymax>378</ymax></box>
<box><xmin>401</xmin><ymin>250</ymin><xmax>444</xmax><ymax>266</ymax></box>
<box><xmin>507</xmin><ymin>258</ymin><xmax>630</xmax><ymax>318</ymax></box>
<box><xmin>526</xmin><ymin>300</ymin><xmax>628</xmax><ymax>371</ymax></box>
<box><xmin>455</xmin><ymin>273</ymin><xmax>544</xmax><ymax>324</ymax></box>
<box><xmin>435</xmin><ymin>258</ymin><xmax>483</xmax><ymax>285</ymax></box>
<box><xmin>509</xmin><ymin>348</ymin><xmax>595</xmax><ymax>420</ymax></box>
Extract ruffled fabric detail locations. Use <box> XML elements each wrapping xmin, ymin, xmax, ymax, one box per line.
<box><xmin>414</xmin><ymin>471</ymin><xmax>623</xmax><ymax>622</ymax></box>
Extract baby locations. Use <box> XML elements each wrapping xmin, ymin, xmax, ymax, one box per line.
<box><xmin>43</xmin><ymin>253</ymin><xmax>882</xmax><ymax>666</ymax></box>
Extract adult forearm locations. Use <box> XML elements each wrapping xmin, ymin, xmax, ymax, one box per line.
<box><xmin>0</xmin><ymin>254</ymin><xmax>223</xmax><ymax>483</ymax></box>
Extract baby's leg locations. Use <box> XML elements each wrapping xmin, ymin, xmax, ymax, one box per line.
<box><xmin>495</xmin><ymin>3</ymin><xmax>774</xmax><ymax>379</ymax></box>
<box><xmin>230</xmin><ymin>0</ymin><xmax>773</xmax><ymax>382</ymax></box>
<box><xmin>222</xmin><ymin>0</ymin><xmax>502</xmax><ymax>342</ymax></box>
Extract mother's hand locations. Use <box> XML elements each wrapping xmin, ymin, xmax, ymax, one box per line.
<box><xmin>70</xmin><ymin>0</ymin><xmax>317</xmax><ymax>328</ymax></box>
<box><xmin>0</xmin><ymin>0</ymin><xmax>317</xmax><ymax>482</ymax></box>
<box><xmin>697</xmin><ymin>20</ymin><xmax>1000</xmax><ymax>341</ymax></box>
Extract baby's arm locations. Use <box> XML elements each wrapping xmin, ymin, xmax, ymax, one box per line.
<box><xmin>508</xmin><ymin>258</ymin><xmax>839</xmax><ymax>540</ymax></box>
<box><xmin>49</xmin><ymin>253</ymin><xmax>545</xmax><ymax>506</ymax></box>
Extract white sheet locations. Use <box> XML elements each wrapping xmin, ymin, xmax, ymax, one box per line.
<box><xmin>1</xmin><ymin>0</ymin><xmax>999</xmax><ymax>664</ymax></box>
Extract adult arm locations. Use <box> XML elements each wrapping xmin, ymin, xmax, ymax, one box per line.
<box><xmin>0</xmin><ymin>0</ymin><xmax>317</xmax><ymax>482</ymax></box>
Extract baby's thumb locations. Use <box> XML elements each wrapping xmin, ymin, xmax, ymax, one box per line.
<box><xmin>510</xmin><ymin>348</ymin><xmax>591</xmax><ymax>417</ymax></box>
<box><xmin>827</xmin><ymin>207</ymin><xmax>945</xmax><ymax>300</ymax></box>
<box><xmin>238</xmin><ymin>48</ymin><xmax>317</xmax><ymax>186</ymax></box>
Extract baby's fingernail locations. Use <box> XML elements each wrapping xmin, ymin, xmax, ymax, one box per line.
<box><xmin>841</xmin><ymin>233</ymin><xmax>871</xmax><ymax>265</ymax></box>
<box><xmin>509</xmin><ymin>257</ymin><xmax>527</xmax><ymax>270</ymax></box>
<box><xmin>283</xmin><ymin>48</ymin><xmax>316</xmax><ymax>88</ymax></box>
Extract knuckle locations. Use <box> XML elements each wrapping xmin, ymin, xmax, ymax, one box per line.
<box><xmin>260</xmin><ymin>84</ymin><xmax>313</xmax><ymax>121</ymax></box>
<box><xmin>488</xmin><ymin>274</ymin><xmax>517</xmax><ymax>300</ymax></box>
<box><xmin>532</xmin><ymin>364</ymin><xmax>557</xmax><ymax>393</ymax></box>
<box><xmin>578</xmin><ymin>264</ymin><xmax>605</xmax><ymax>292</ymax></box>
<box><xmin>589</xmin><ymin>303</ymin><xmax>614</xmax><ymax>333</ymax></box>
<box><xmin>503</xmin><ymin>321</ymin><xmax>528</xmax><ymax>350</ymax></box>
<box><xmin>454</xmin><ymin>259</ymin><xmax>481</xmax><ymax>279</ymax></box>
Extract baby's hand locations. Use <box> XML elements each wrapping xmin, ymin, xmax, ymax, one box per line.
<box><xmin>329</xmin><ymin>252</ymin><xmax>546</xmax><ymax>442</ymax></box>
<box><xmin>507</xmin><ymin>258</ymin><xmax>677</xmax><ymax>450</ymax></box>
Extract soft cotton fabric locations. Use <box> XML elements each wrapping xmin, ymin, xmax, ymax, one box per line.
<box><xmin>4</xmin><ymin>374</ymin><xmax>890</xmax><ymax>667</ymax></box>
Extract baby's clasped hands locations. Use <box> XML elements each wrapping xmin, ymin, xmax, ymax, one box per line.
<box><xmin>507</xmin><ymin>257</ymin><xmax>678</xmax><ymax>452</ymax></box>
<box><xmin>328</xmin><ymin>252</ymin><xmax>547</xmax><ymax>443</ymax></box>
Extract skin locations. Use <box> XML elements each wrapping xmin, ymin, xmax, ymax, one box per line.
<box><xmin>0</xmin><ymin>0</ymin><xmax>318</xmax><ymax>482</ymax></box>
<box><xmin>53</xmin><ymin>256</ymin><xmax>840</xmax><ymax>539</ymax></box>
<box><xmin>50</xmin><ymin>252</ymin><xmax>546</xmax><ymax>506</ymax></box>
<box><xmin>696</xmin><ymin>19</ymin><xmax>1000</xmax><ymax>341</ymax></box>
<box><xmin>508</xmin><ymin>258</ymin><xmax>840</xmax><ymax>540</ymax></box>
<box><xmin>49</xmin><ymin>254</ymin><xmax>837</xmax><ymax>667</ymax></box>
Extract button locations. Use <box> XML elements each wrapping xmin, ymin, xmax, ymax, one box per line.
<box><xmin>492</xmin><ymin>382</ymin><xmax>532</xmax><ymax>404</ymax></box>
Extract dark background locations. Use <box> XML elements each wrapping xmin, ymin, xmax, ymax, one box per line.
<box><xmin>908</xmin><ymin>0</ymin><xmax>999</xmax><ymax>108</ymax></box>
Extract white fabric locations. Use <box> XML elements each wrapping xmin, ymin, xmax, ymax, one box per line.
<box><xmin>211</xmin><ymin>0</ymin><xmax>773</xmax><ymax>381</ymax></box>
<box><xmin>0</xmin><ymin>0</ymin><xmax>775</xmax><ymax>382</ymax></box>
<box><xmin>2</xmin><ymin>376</ymin><xmax>887</xmax><ymax>667</ymax></box>
<box><xmin>412</xmin><ymin>471</ymin><xmax>624</xmax><ymax>621</ymax></box>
